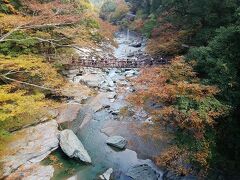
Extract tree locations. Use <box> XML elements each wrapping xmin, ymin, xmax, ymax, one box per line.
<box><xmin>187</xmin><ymin>25</ymin><xmax>240</xmax><ymax>177</ymax></box>
<box><xmin>127</xmin><ymin>0</ymin><xmax>240</xmax><ymax>178</ymax></box>
<box><xmin>0</xmin><ymin>0</ymin><xmax>117</xmax><ymax>157</ymax></box>
<box><xmin>100</xmin><ymin>0</ymin><xmax>129</xmax><ymax>23</ymax></box>
<box><xmin>128</xmin><ymin>57</ymin><xmax>227</xmax><ymax>176</ymax></box>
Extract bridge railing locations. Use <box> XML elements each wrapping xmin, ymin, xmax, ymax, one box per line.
<box><xmin>68</xmin><ymin>58</ymin><xmax>169</xmax><ymax>69</ymax></box>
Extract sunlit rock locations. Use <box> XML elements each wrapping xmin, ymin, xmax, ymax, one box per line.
<box><xmin>60</xmin><ymin>129</ymin><xmax>92</xmax><ymax>163</ymax></box>
<box><xmin>106</xmin><ymin>136</ymin><xmax>127</xmax><ymax>149</ymax></box>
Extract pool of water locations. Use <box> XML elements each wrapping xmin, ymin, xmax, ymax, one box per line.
<box><xmin>44</xmin><ymin>107</ymin><xmax>163</xmax><ymax>179</ymax></box>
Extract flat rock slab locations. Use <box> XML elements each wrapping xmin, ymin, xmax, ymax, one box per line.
<box><xmin>106</xmin><ymin>136</ymin><xmax>127</xmax><ymax>149</ymax></box>
<box><xmin>126</xmin><ymin>164</ymin><xmax>161</xmax><ymax>180</ymax></box>
<box><xmin>6</xmin><ymin>163</ymin><xmax>54</xmax><ymax>180</ymax></box>
<box><xmin>60</xmin><ymin>129</ymin><xmax>92</xmax><ymax>163</ymax></box>
<box><xmin>74</xmin><ymin>74</ymin><xmax>105</xmax><ymax>88</ymax></box>
<box><xmin>57</xmin><ymin>103</ymin><xmax>81</xmax><ymax>124</ymax></box>
<box><xmin>1</xmin><ymin>120</ymin><xmax>59</xmax><ymax>178</ymax></box>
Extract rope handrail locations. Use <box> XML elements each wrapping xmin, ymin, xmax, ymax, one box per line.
<box><xmin>68</xmin><ymin>58</ymin><xmax>169</xmax><ymax>69</ymax></box>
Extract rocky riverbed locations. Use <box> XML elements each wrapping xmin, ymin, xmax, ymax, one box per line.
<box><xmin>0</xmin><ymin>30</ymin><xmax>173</xmax><ymax>180</ymax></box>
<box><xmin>47</xmin><ymin>30</ymin><xmax>169</xmax><ymax>180</ymax></box>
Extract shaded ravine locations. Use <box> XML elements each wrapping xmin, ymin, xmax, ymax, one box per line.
<box><xmin>43</xmin><ymin>30</ymin><xmax>168</xmax><ymax>180</ymax></box>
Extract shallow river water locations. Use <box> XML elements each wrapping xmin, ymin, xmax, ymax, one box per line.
<box><xmin>43</xmin><ymin>30</ymin><xmax>167</xmax><ymax>180</ymax></box>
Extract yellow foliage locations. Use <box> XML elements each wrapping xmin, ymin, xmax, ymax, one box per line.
<box><xmin>55</xmin><ymin>25</ymin><xmax>95</xmax><ymax>47</ymax></box>
<box><xmin>111</xmin><ymin>0</ymin><xmax>129</xmax><ymax>20</ymax></box>
<box><xmin>0</xmin><ymin>13</ymin><xmax>29</xmax><ymax>31</ymax></box>
<box><xmin>0</xmin><ymin>54</ymin><xmax>64</xmax><ymax>88</ymax></box>
<box><xmin>0</xmin><ymin>54</ymin><xmax>63</xmax><ymax>131</ymax></box>
<box><xmin>0</xmin><ymin>85</ymin><xmax>56</xmax><ymax>124</ymax></box>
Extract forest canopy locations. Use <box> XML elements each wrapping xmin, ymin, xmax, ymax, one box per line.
<box><xmin>123</xmin><ymin>0</ymin><xmax>240</xmax><ymax>178</ymax></box>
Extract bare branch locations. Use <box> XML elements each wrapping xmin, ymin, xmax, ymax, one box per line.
<box><xmin>0</xmin><ymin>74</ymin><xmax>57</xmax><ymax>92</ymax></box>
<box><xmin>1</xmin><ymin>37</ymin><xmax>67</xmax><ymax>42</ymax></box>
<box><xmin>21</xmin><ymin>22</ymin><xmax>77</xmax><ymax>29</ymax></box>
<box><xmin>4</xmin><ymin>70</ymin><xmax>30</xmax><ymax>76</ymax></box>
<box><xmin>0</xmin><ymin>25</ymin><xmax>23</xmax><ymax>42</ymax></box>
<box><xmin>1</xmin><ymin>37</ymin><xmax>68</xmax><ymax>45</ymax></box>
<box><xmin>0</xmin><ymin>21</ymin><xmax>77</xmax><ymax>43</ymax></box>
<box><xmin>0</xmin><ymin>36</ymin><xmax>80</xmax><ymax>50</ymax></box>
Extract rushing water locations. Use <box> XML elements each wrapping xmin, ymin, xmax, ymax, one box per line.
<box><xmin>43</xmin><ymin>30</ymin><xmax>165</xmax><ymax>180</ymax></box>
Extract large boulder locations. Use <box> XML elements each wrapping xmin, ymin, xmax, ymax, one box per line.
<box><xmin>1</xmin><ymin>120</ymin><xmax>59</xmax><ymax>178</ymax></box>
<box><xmin>100</xmin><ymin>84</ymin><xmax>115</xmax><ymax>92</ymax></box>
<box><xmin>108</xmin><ymin>70</ymin><xmax>120</xmax><ymax>81</ymax></box>
<box><xmin>73</xmin><ymin>74</ymin><xmax>105</xmax><ymax>88</ymax></box>
<box><xmin>106</xmin><ymin>136</ymin><xmax>127</xmax><ymax>149</ymax></box>
<box><xmin>59</xmin><ymin>129</ymin><xmax>92</xmax><ymax>163</ymax></box>
<box><xmin>131</xmin><ymin>41</ymin><xmax>142</xmax><ymax>48</ymax></box>
<box><xmin>127</xmin><ymin>52</ymin><xmax>135</xmax><ymax>58</ymax></box>
<box><xmin>99</xmin><ymin>168</ymin><xmax>113</xmax><ymax>180</ymax></box>
<box><xmin>106</xmin><ymin>92</ymin><xmax>117</xmax><ymax>99</ymax></box>
<box><xmin>124</xmin><ymin>69</ymin><xmax>138</xmax><ymax>78</ymax></box>
<box><xmin>105</xmin><ymin>76</ymin><xmax>115</xmax><ymax>87</ymax></box>
<box><xmin>126</xmin><ymin>164</ymin><xmax>161</xmax><ymax>180</ymax></box>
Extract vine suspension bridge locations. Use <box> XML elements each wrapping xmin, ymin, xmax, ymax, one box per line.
<box><xmin>67</xmin><ymin>57</ymin><xmax>170</xmax><ymax>69</ymax></box>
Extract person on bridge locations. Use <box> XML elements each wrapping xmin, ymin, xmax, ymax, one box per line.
<box><xmin>93</xmin><ymin>59</ymin><xmax>97</xmax><ymax>66</ymax></box>
<box><xmin>134</xmin><ymin>61</ymin><xmax>137</xmax><ymax>67</ymax></box>
<box><xmin>149</xmin><ymin>60</ymin><xmax>153</xmax><ymax>66</ymax></box>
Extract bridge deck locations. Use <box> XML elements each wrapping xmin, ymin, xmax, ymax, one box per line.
<box><xmin>68</xmin><ymin>58</ymin><xmax>169</xmax><ymax>69</ymax></box>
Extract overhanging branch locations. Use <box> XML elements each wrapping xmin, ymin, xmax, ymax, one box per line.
<box><xmin>0</xmin><ymin>21</ymin><xmax>77</xmax><ymax>43</ymax></box>
<box><xmin>0</xmin><ymin>74</ymin><xmax>57</xmax><ymax>92</ymax></box>
<box><xmin>0</xmin><ymin>25</ymin><xmax>23</xmax><ymax>42</ymax></box>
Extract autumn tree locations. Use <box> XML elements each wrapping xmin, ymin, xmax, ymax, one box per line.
<box><xmin>0</xmin><ymin>0</ymin><xmax>116</xmax><ymax>156</ymax></box>
<box><xmin>0</xmin><ymin>0</ymin><xmax>115</xmax><ymax>54</ymax></box>
<box><xmin>0</xmin><ymin>54</ymin><xmax>64</xmax><ymax>154</ymax></box>
<box><xmin>128</xmin><ymin>57</ymin><xmax>227</xmax><ymax>176</ymax></box>
<box><xmin>126</xmin><ymin>0</ymin><xmax>240</xmax><ymax>178</ymax></box>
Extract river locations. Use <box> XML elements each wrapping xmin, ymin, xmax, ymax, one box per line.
<box><xmin>42</xmin><ymin>30</ymin><xmax>169</xmax><ymax>180</ymax></box>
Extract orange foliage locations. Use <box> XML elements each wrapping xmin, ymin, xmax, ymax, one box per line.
<box><xmin>156</xmin><ymin>146</ymin><xmax>192</xmax><ymax>175</ymax></box>
<box><xmin>129</xmin><ymin>57</ymin><xmax>224</xmax><ymax>138</ymax></box>
<box><xmin>146</xmin><ymin>23</ymin><xmax>188</xmax><ymax>55</ymax></box>
<box><xmin>0</xmin><ymin>0</ymin><xmax>89</xmax><ymax>34</ymax></box>
<box><xmin>128</xmin><ymin>56</ymin><xmax>227</xmax><ymax>175</ymax></box>
<box><xmin>98</xmin><ymin>18</ymin><xmax>117</xmax><ymax>45</ymax></box>
<box><xmin>131</xmin><ymin>19</ymin><xmax>145</xmax><ymax>31</ymax></box>
<box><xmin>19</xmin><ymin>0</ymin><xmax>84</xmax><ymax>26</ymax></box>
<box><xmin>0</xmin><ymin>0</ymin><xmax>116</xmax><ymax>50</ymax></box>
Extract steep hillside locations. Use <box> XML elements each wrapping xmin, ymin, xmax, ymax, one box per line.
<box><xmin>125</xmin><ymin>0</ymin><xmax>240</xmax><ymax>178</ymax></box>
<box><xmin>0</xmin><ymin>0</ymin><xmax>115</xmax><ymax>157</ymax></box>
